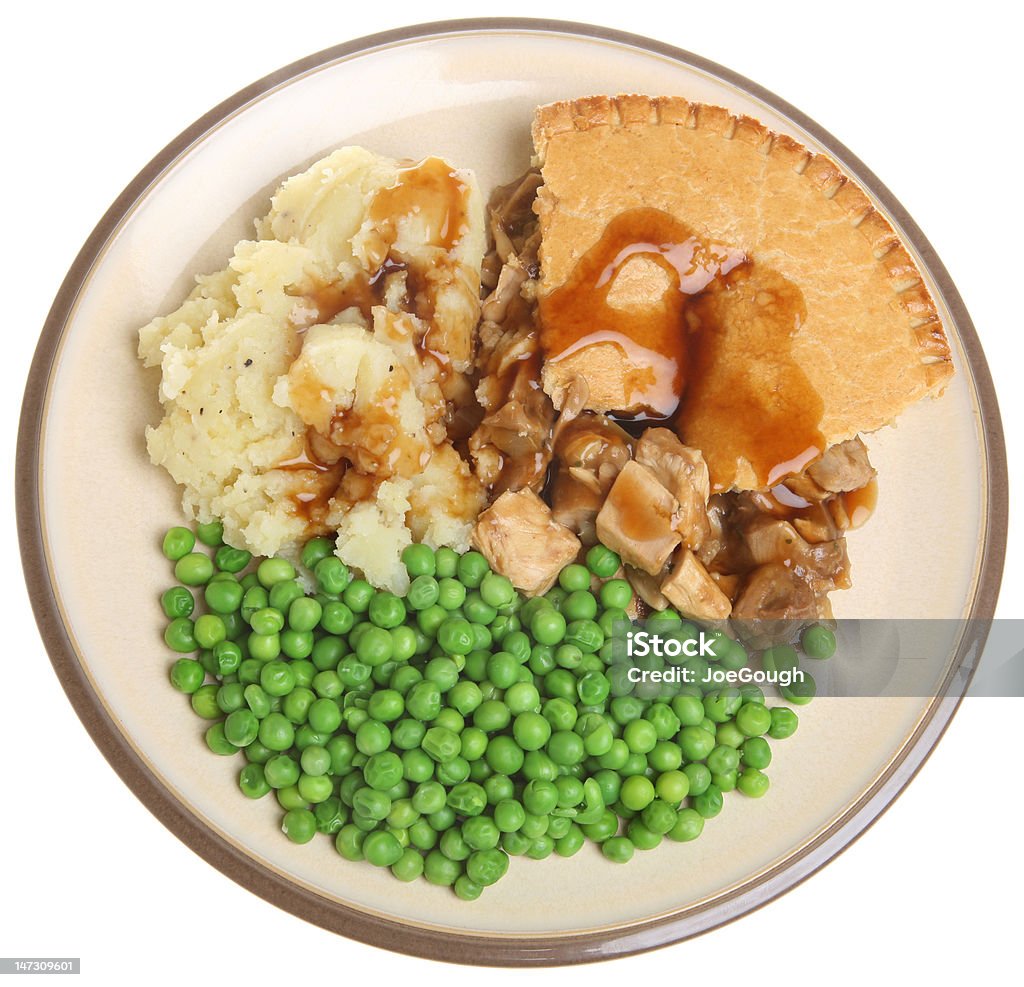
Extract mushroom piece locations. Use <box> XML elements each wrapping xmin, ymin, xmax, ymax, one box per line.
<box><xmin>471</xmin><ymin>488</ymin><xmax>581</xmax><ymax>597</ymax></box>
<box><xmin>550</xmin><ymin>411</ymin><xmax>633</xmax><ymax>544</ymax></box>
<box><xmin>595</xmin><ymin>461</ymin><xmax>682</xmax><ymax>575</ymax></box>
<box><xmin>660</xmin><ymin>549</ymin><xmax>732</xmax><ymax>622</ymax></box>
<box><xmin>635</xmin><ymin>428</ymin><xmax>712</xmax><ymax>551</ymax></box>
<box><xmin>730</xmin><ymin>562</ymin><xmax>819</xmax><ymax>647</ymax></box>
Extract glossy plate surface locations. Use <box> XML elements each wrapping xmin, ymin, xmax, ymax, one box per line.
<box><xmin>17</xmin><ymin>20</ymin><xmax>1006</xmax><ymax>965</ymax></box>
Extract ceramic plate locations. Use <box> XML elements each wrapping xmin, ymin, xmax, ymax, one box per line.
<box><xmin>18</xmin><ymin>19</ymin><xmax>1007</xmax><ymax>965</ymax></box>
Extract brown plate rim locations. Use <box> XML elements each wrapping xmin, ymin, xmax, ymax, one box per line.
<box><xmin>16</xmin><ymin>17</ymin><xmax>1008</xmax><ymax>967</ymax></box>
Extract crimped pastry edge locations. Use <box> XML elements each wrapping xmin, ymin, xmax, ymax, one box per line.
<box><xmin>531</xmin><ymin>94</ymin><xmax>952</xmax><ymax>389</ymax></box>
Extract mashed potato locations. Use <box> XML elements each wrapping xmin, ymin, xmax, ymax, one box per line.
<box><xmin>139</xmin><ymin>146</ymin><xmax>487</xmax><ymax>592</ymax></box>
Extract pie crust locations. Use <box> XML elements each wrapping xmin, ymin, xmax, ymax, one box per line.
<box><xmin>531</xmin><ymin>94</ymin><xmax>953</xmax><ymax>491</ymax></box>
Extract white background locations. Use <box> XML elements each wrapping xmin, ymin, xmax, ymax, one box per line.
<box><xmin>4</xmin><ymin>1</ymin><xmax>1021</xmax><ymax>983</ymax></box>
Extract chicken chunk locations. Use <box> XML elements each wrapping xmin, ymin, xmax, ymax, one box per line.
<box><xmin>472</xmin><ymin>488</ymin><xmax>581</xmax><ymax>596</ymax></box>
<box><xmin>808</xmin><ymin>437</ymin><xmax>875</xmax><ymax>493</ymax></box>
<box><xmin>595</xmin><ymin>461</ymin><xmax>682</xmax><ymax>575</ymax></box>
<box><xmin>660</xmin><ymin>549</ymin><xmax>732</xmax><ymax>622</ymax></box>
<box><xmin>635</xmin><ymin>428</ymin><xmax>712</xmax><ymax>551</ymax></box>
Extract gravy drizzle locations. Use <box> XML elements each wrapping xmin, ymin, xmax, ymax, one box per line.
<box><xmin>539</xmin><ymin>207</ymin><xmax>826</xmax><ymax>491</ymax></box>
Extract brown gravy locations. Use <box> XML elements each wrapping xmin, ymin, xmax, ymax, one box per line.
<box><xmin>538</xmin><ymin>207</ymin><xmax>825</xmax><ymax>491</ymax></box>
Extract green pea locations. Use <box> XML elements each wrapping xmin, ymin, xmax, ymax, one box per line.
<box><xmin>402</xmin><ymin>544</ymin><xmax>437</xmax><ymax>578</ymax></box>
<box><xmin>586</xmin><ymin>544</ymin><xmax>621</xmax><ymax>578</ymax></box>
<box><xmin>162</xmin><ymin>526</ymin><xmax>196</xmax><ymax>561</ymax></box>
<box><xmin>456</xmin><ymin>551</ymin><xmax>490</xmax><ymax>589</ymax></box>
<box><xmin>161</xmin><ymin>586</ymin><xmax>195</xmax><ymax>619</ymax></box>
<box><xmin>801</xmin><ymin>623</ymin><xmax>837</xmax><ymax>659</ymax></box>
<box><xmin>164</xmin><ymin>617</ymin><xmax>197</xmax><ymax>653</ymax></box>
<box><xmin>215</xmin><ymin>545</ymin><xmax>251</xmax><ymax>573</ymax></box>
<box><xmin>239</xmin><ymin>763</ymin><xmax>271</xmax><ymax>799</ymax></box>
<box><xmin>599</xmin><ymin>579</ymin><xmax>632</xmax><ymax>610</ymax></box>
<box><xmin>769</xmin><ymin>707</ymin><xmax>799</xmax><ymax>740</ymax></box>
<box><xmin>602</xmin><ymin>836</ymin><xmax>635</xmax><ymax>864</ymax></box>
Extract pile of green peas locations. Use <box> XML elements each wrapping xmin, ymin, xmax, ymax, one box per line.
<box><xmin>160</xmin><ymin>521</ymin><xmax>826</xmax><ymax>899</ymax></box>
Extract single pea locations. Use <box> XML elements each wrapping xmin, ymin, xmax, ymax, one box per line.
<box><xmin>463</xmin><ymin>592</ymin><xmax>497</xmax><ymax>626</ymax></box>
<box><xmin>369</xmin><ymin>592</ymin><xmax>406</xmax><ymax>630</ymax></box>
<box><xmin>210</xmin><ymin>544</ymin><xmax>249</xmax><ymax>574</ymax></box>
<box><xmin>655</xmin><ymin>769</ymin><xmax>690</xmax><ymax>804</ymax></box>
<box><xmin>530</xmin><ymin>608</ymin><xmax>566</xmax><ymax>646</ymax></box>
<box><xmin>736</xmin><ymin>702</ymin><xmax>773</xmax><ymax>737</ymax></box>
<box><xmin>169</xmin><ymin>658</ymin><xmax>204</xmax><ymax>694</ymax></box>
<box><xmin>314</xmin><ymin>797</ymin><xmax>348</xmax><ymax>835</ymax></box>
<box><xmin>423</xmin><ymin>850</ymin><xmax>461</xmax><ymax>887</ymax></box>
<box><xmin>781</xmin><ymin>672</ymin><xmax>817</xmax><ymax>706</ymax></box>
<box><xmin>355</xmin><ymin>720</ymin><xmax>391</xmax><ymax>756</ymax></box>
<box><xmin>161</xmin><ymin>586</ymin><xmax>195</xmax><ymax>619</ymax></box>
<box><xmin>456</xmin><ymin>551</ymin><xmax>490</xmax><ymax>589</ymax></box>
<box><xmin>239</xmin><ymin>763</ymin><xmax>271</xmax><ymax>799</ymax></box>
<box><xmin>683</xmin><ymin>762</ymin><xmax>712</xmax><ymax>797</ymax></box>
<box><xmin>437</xmin><ymin>578</ymin><xmax>467</xmax><ymax>611</ymax></box>
<box><xmin>599</xmin><ymin>579</ymin><xmax>633</xmax><ymax>610</ymax></box>
<box><xmin>562</xmin><ymin>590</ymin><xmax>598</xmax><ymax>622</ymax></box>
<box><xmin>602</xmin><ymin>836</ymin><xmax>635</xmax><ymax>864</ymax></box>
<box><xmin>363</xmin><ymin>831</ymin><xmax>404</xmax><ymax>867</ymax></box>
<box><xmin>801</xmin><ymin>623</ymin><xmax>837</xmax><ymax>659</ymax></box>
<box><xmin>693</xmin><ymin>784</ymin><xmax>724</xmax><ymax>819</ymax></box>
<box><xmin>738</xmin><ymin>768</ymin><xmax>771</xmax><ymax>798</ymax></box>
<box><xmin>164</xmin><ymin>617</ymin><xmax>197</xmax><ymax>654</ymax></box>
<box><xmin>454</xmin><ymin>875</ymin><xmax>483</xmax><ymax>900</ymax></box>
<box><xmin>668</xmin><ymin>807</ymin><xmax>705</xmax><ymax>843</ymax></box>
<box><xmin>255</xmin><ymin>557</ymin><xmax>295</xmax><ymax>588</ymax></box>
<box><xmin>433</xmin><ymin>547</ymin><xmax>458</xmax><ymax>579</ymax></box>
<box><xmin>407</xmin><ymin>575</ymin><xmax>440</xmax><ymax>611</ymax></box>
<box><xmin>193</xmin><ymin>613</ymin><xmax>227</xmax><ymax>650</ymax></box>
<box><xmin>678</xmin><ymin>726</ymin><xmax>716</xmax><ymax>762</ymax></box>
<box><xmin>559</xmin><ymin>564</ymin><xmax>591</xmax><ymax>593</ymax></box>
<box><xmin>479</xmin><ymin>571</ymin><xmax>515</xmax><ymax>609</ymax></box>
<box><xmin>465</xmin><ymin>848</ymin><xmax>508</xmax><ymax>887</ymax></box>
<box><xmin>286</xmin><ymin>597</ymin><xmax>322</xmax><ymax>633</ymax></box>
<box><xmin>769</xmin><ymin>706</ymin><xmax>799</xmax><ymax>740</ymax></box>
<box><xmin>391</xmin><ymin>847</ymin><xmax>426</xmax><ymax>883</ymax></box>
<box><xmin>641</xmin><ymin>799</ymin><xmax>678</xmax><ymax>836</ymax></box>
<box><xmin>204</xmin><ymin>579</ymin><xmax>244</xmax><ymax>615</ymax></box>
<box><xmin>473</xmin><ymin>700</ymin><xmax>511</xmax><ymax>733</ymax></box>
<box><xmin>192</xmin><ymin>520</ymin><xmax>222</xmax><ymax>547</ymax></box>
<box><xmin>436</xmin><ymin>618</ymin><xmax>475</xmax><ymax>657</ymax></box>
<box><xmin>297</xmin><ymin>773</ymin><xmax>333</xmax><ymax>804</ymax></box>
<box><xmin>620</xmin><ymin>775</ymin><xmax>656</xmax><ymax>812</ymax></box>
<box><xmin>623</xmin><ymin>719</ymin><xmax>658</xmax><ymax>754</ymax></box>
<box><xmin>313</xmin><ymin>558</ymin><xmax>350</xmax><ymax>597</ymax></box>
<box><xmin>356</xmin><ymin>626</ymin><xmax>394</xmax><ymax>666</ymax></box>
<box><xmin>250</xmin><ymin>637</ymin><xmax>282</xmax><ymax>670</ymax></box>
<box><xmin>320</xmin><ymin>601</ymin><xmax>354</xmax><ymax>636</ymax></box>
<box><xmin>335</xmin><ymin>825</ymin><xmax>367</xmax><ymax>861</ymax></box>
<box><xmin>585</xmin><ymin>544</ymin><xmax>621</xmax><ymax>578</ymax></box>
<box><xmin>162</xmin><ymin>526</ymin><xmax>196</xmax><ymax>561</ymax></box>
<box><xmin>258</xmin><ymin>713</ymin><xmax>295</xmax><ymax>752</ymax></box>
<box><xmin>402</xmin><ymin>543</ymin><xmax>437</xmax><ymax>578</ymax></box>
<box><xmin>205</xmin><ymin>723</ymin><xmax>239</xmax><ymax>756</ymax></box>
<box><xmin>741</xmin><ymin>736</ymin><xmax>773</xmax><ymax>770</ymax></box>
<box><xmin>224</xmin><ymin>709</ymin><xmax>259</xmax><ymax>747</ymax></box>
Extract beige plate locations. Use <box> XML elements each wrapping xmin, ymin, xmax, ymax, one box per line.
<box><xmin>17</xmin><ymin>19</ymin><xmax>1007</xmax><ymax>966</ymax></box>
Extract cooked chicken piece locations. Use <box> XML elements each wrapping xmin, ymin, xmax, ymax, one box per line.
<box><xmin>551</xmin><ymin>411</ymin><xmax>633</xmax><ymax>544</ymax></box>
<box><xmin>635</xmin><ymin>428</ymin><xmax>712</xmax><ymax>551</ymax></box>
<box><xmin>660</xmin><ymin>549</ymin><xmax>732</xmax><ymax>622</ymax></box>
<box><xmin>807</xmin><ymin>437</ymin><xmax>875</xmax><ymax>493</ymax></box>
<box><xmin>744</xmin><ymin>518</ymin><xmax>807</xmax><ymax>567</ymax></box>
<box><xmin>624</xmin><ymin>564</ymin><xmax>669</xmax><ymax>613</ymax></box>
<box><xmin>472</xmin><ymin>488</ymin><xmax>581</xmax><ymax>597</ymax></box>
<box><xmin>595</xmin><ymin>461</ymin><xmax>682</xmax><ymax>575</ymax></box>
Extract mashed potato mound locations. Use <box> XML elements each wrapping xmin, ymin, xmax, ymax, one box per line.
<box><xmin>139</xmin><ymin>146</ymin><xmax>487</xmax><ymax>593</ymax></box>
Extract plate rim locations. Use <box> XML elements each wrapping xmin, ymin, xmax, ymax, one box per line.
<box><xmin>16</xmin><ymin>16</ymin><xmax>1008</xmax><ymax>966</ymax></box>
